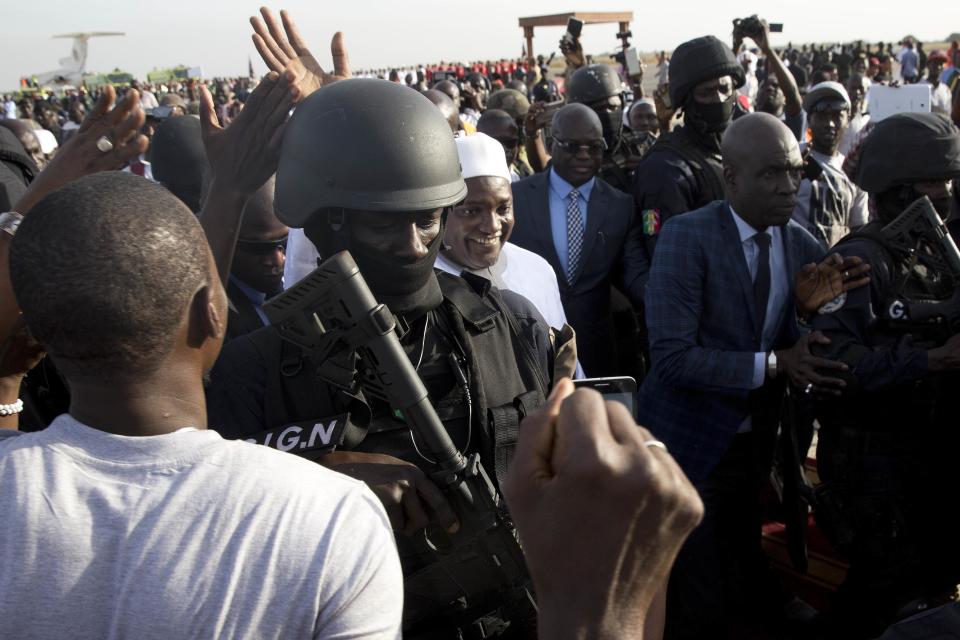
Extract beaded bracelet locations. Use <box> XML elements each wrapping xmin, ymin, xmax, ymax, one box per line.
<box><xmin>0</xmin><ymin>399</ymin><xmax>24</xmax><ymax>416</ymax></box>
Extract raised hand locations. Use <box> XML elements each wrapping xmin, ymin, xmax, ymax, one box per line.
<box><xmin>250</xmin><ymin>7</ymin><xmax>351</xmax><ymax>103</ymax></box>
<box><xmin>559</xmin><ymin>35</ymin><xmax>586</xmax><ymax>70</ymax></box>
<box><xmin>13</xmin><ymin>86</ymin><xmax>148</xmax><ymax>215</ymax></box>
<box><xmin>795</xmin><ymin>253</ymin><xmax>871</xmax><ymax>315</ymax></box>
<box><xmin>198</xmin><ymin>71</ymin><xmax>295</xmax><ymax>284</ymax></box>
<box><xmin>199</xmin><ymin>71</ymin><xmax>295</xmax><ymax>196</ymax></box>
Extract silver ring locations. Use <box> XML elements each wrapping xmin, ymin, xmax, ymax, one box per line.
<box><xmin>643</xmin><ymin>439</ymin><xmax>668</xmax><ymax>452</ymax></box>
<box><xmin>96</xmin><ymin>135</ymin><xmax>114</xmax><ymax>153</ymax></box>
<box><xmin>843</xmin><ymin>270</ymin><xmax>850</xmax><ymax>279</ymax></box>
<box><xmin>804</xmin><ymin>383</ymin><xmax>814</xmax><ymax>395</ymax></box>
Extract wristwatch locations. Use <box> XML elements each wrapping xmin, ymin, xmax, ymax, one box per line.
<box><xmin>766</xmin><ymin>351</ymin><xmax>778</xmax><ymax>379</ymax></box>
<box><xmin>0</xmin><ymin>211</ymin><xmax>23</xmax><ymax>238</ymax></box>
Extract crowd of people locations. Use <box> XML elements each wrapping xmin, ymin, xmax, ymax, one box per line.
<box><xmin>1</xmin><ymin>7</ymin><xmax>960</xmax><ymax>639</ymax></box>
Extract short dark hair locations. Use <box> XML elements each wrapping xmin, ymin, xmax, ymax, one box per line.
<box><xmin>10</xmin><ymin>172</ymin><xmax>210</xmax><ymax>380</ymax></box>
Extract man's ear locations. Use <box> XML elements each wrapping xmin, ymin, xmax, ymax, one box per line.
<box><xmin>187</xmin><ymin>285</ymin><xmax>224</xmax><ymax>349</ymax></box>
<box><xmin>723</xmin><ymin>164</ymin><xmax>737</xmax><ymax>193</ymax></box>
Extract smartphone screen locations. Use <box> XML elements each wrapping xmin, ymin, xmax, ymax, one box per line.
<box><xmin>573</xmin><ymin>377</ymin><xmax>638</xmax><ymax>417</ymax></box>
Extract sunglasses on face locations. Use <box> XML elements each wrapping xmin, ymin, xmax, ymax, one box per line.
<box><xmin>236</xmin><ymin>237</ymin><xmax>288</xmax><ymax>255</ymax></box>
<box><xmin>495</xmin><ymin>137</ymin><xmax>520</xmax><ymax>149</ymax></box>
<box><xmin>552</xmin><ymin>137</ymin><xmax>607</xmax><ymax>156</ymax></box>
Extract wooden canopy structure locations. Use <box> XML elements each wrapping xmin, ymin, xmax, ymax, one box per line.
<box><xmin>518</xmin><ymin>11</ymin><xmax>634</xmax><ymax>61</ymax></box>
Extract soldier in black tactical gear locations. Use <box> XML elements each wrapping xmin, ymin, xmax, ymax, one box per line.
<box><xmin>809</xmin><ymin>112</ymin><xmax>960</xmax><ymax>639</ymax></box>
<box><xmin>564</xmin><ymin>63</ymin><xmax>654</xmax><ymax>193</ymax></box>
<box><xmin>207</xmin><ymin>78</ymin><xmax>555</xmax><ymax>639</ymax></box>
<box><xmin>631</xmin><ymin>35</ymin><xmax>745</xmax><ymax>261</ymax></box>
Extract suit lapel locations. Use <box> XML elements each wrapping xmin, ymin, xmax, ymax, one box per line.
<box><xmin>571</xmin><ymin>179</ymin><xmax>605</xmax><ymax>286</ymax></box>
<box><xmin>719</xmin><ymin>204</ymin><xmax>759</xmax><ymax>335</ymax></box>
<box><xmin>528</xmin><ymin>172</ymin><xmax>566</xmax><ymax>285</ymax></box>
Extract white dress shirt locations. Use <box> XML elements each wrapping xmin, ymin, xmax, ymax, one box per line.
<box><xmin>435</xmin><ymin>243</ymin><xmax>569</xmax><ymax>330</ymax></box>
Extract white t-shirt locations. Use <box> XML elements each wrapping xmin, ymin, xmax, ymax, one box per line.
<box><xmin>928</xmin><ymin>81</ymin><xmax>954</xmax><ymax>116</ymax></box>
<box><xmin>139</xmin><ymin>90</ymin><xmax>160</xmax><ymax>110</ymax></box>
<box><xmin>0</xmin><ymin>415</ymin><xmax>402</xmax><ymax>640</ymax></box>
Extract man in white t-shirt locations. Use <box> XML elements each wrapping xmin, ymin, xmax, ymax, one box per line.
<box><xmin>925</xmin><ymin>50</ymin><xmax>953</xmax><ymax>116</ymax></box>
<box><xmin>0</xmin><ymin>172</ymin><xmax>402</xmax><ymax>639</ymax></box>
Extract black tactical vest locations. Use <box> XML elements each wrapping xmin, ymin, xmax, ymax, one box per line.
<box><xmin>251</xmin><ymin>271</ymin><xmax>551</xmax><ymax>484</ymax></box>
<box><xmin>642</xmin><ymin>126</ymin><xmax>726</xmax><ymax>208</ymax></box>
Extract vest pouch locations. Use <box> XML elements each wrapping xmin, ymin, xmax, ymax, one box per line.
<box><xmin>487</xmin><ymin>390</ymin><xmax>546</xmax><ymax>485</ymax></box>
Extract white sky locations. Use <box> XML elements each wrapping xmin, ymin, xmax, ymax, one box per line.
<box><xmin>1</xmin><ymin>0</ymin><xmax>953</xmax><ymax>92</ymax></box>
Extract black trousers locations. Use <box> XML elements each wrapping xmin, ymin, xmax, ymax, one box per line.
<box><xmin>664</xmin><ymin>429</ymin><xmax>785</xmax><ymax>640</ymax></box>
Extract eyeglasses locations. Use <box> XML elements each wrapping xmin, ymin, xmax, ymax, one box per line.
<box><xmin>236</xmin><ymin>237</ymin><xmax>288</xmax><ymax>255</ymax></box>
<box><xmin>552</xmin><ymin>137</ymin><xmax>607</xmax><ymax>155</ymax></box>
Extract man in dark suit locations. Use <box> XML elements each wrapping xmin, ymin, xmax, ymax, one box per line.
<box><xmin>510</xmin><ymin>104</ymin><xmax>647</xmax><ymax>376</ymax></box>
<box><xmin>226</xmin><ymin>176</ymin><xmax>288</xmax><ymax>342</ymax></box>
<box><xmin>637</xmin><ymin>113</ymin><xmax>867</xmax><ymax>638</ymax></box>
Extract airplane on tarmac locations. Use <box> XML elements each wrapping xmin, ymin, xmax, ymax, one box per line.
<box><xmin>31</xmin><ymin>32</ymin><xmax>125</xmax><ymax>86</ymax></box>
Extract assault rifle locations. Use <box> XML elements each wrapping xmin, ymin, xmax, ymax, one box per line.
<box><xmin>263</xmin><ymin>251</ymin><xmax>535</xmax><ymax>631</ymax></box>
<box><xmin>875</xmin><ymin>196</ymin><xmax>960</xmax><ymax>345</ymax></box>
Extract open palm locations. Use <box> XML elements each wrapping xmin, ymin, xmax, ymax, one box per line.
<box><xmin>250</xmin><ymin>7</ymin><xmax>351</xmax><ymax>102</ymax></box>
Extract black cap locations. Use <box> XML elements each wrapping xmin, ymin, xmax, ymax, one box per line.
<box><xmin>669</xmin><ymin>36</ymin><xmax>745</xmax><ymax>106</ymax></box>
<box><xmin>150</xmin><ymin>116</ymin><xmax>205</xmax><ymax>189</ymax></box>
<box><xmin>855</xmin><ymin>112</ymin><xmax>960</xmax><ymax>194</ymax></box>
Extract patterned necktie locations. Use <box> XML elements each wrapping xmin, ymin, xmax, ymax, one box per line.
<box><xmin>753</xmin><ymin>232</ymin><xmax>771</xmax><ymax>333</ymax></box>
<box><xmin>566</xmin><ymin>189</ymin><xmax>583</xmax><ymax>284</ymax></box>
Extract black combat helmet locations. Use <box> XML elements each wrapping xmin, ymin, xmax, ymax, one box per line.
<box><xmin>668</xmin><ymin>36</ymin><xmax>745</xmax><ymax>107</ymax></box>
<box><xmin>567</xmin><ymin>64</ymin><xmax>624</xmax><ymax>105</ymax></box>
<box><xmin>275</xmin><ymin>79</ymin><xmax>467</xmax><ymax>227</ymax></box>
<box><xmin>854</xmin><ymin>112</ymin><xmax>960</xmax><ymax>194</ymax></box>
<box><xmin>486</xmin><ymin>88</ymin><xmax>530</xmax><ymax>121</ymax></box>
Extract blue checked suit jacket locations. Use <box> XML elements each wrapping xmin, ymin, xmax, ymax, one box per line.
<box><xmin>636</xmin><ymin>201</ymin><xmax>824</xmax><ymax>483</ymax></box>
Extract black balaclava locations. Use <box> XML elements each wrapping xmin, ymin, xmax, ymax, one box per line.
<box><xmin>668</xmin><ymin>35</ymin><xmax>745</xmax><ymax>154</ymax></box>
<box><xmin>305</xmin><ymin>211</ymin><xmax>444</xmax><ymax>324</ymax></box>
<box><xmin>596</xmin><ymin>107</ymin><xmax>624</xmax><ymax>150</ymax></box>
<box><xmin>682</xmin><ymin>95</ymin><xmax>736</xmax><ymax>153</ymax></box>
<box><xmin>876</xmin><ymin>185</ymin><xmax>954</xmax><ymax>224</ymax></box>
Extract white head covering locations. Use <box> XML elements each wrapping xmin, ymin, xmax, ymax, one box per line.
<box><xmin>33</xmin><ymin>129</ymin><xmax>58</xmax><ymax>155</ymax></box>
<box><xmin>624</xmin><ymin>97</ymin><xmax>656</xmax><ymax>127</ymax></box>
<box><xmin>454</xmin><ymin>132</ymin><xmax>511</xmax><ymax>182</ymax></box>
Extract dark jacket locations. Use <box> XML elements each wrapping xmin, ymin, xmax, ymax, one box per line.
<box><xmin>225</xmin><ymin>279</ymin><xmax>269</xmax><ymax>343</ymax></box>
<box><xmin>510</xmin><ymin>170</ymin><xmax>647</xmax><ymax>376</ymax></box>
<box><xmin>637</xmin><ymin>201</ymin><xmax>823</xmax><ymax>482</ymax></box>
